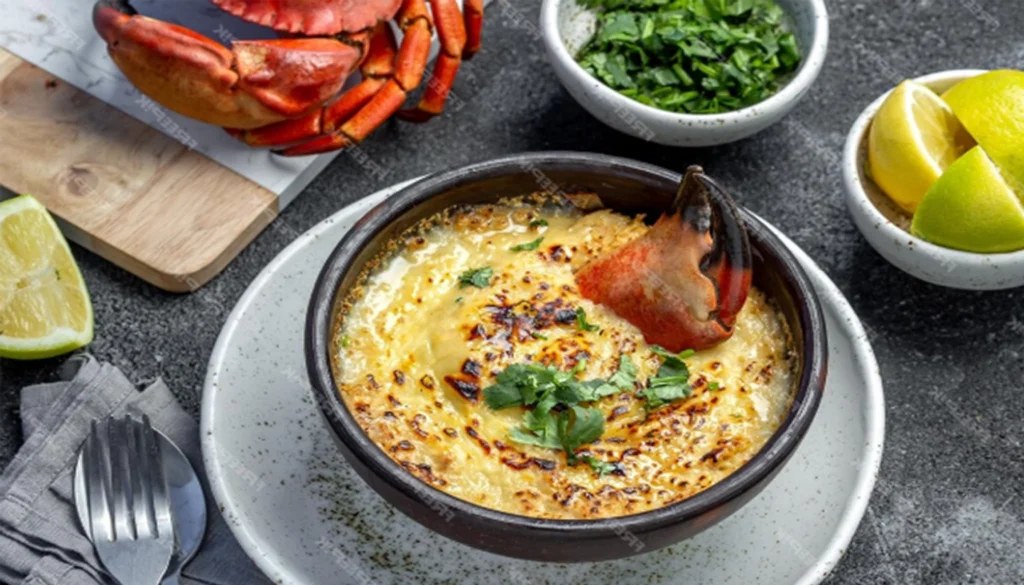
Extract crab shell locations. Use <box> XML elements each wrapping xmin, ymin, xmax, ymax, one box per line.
<box><xmin>212</xmin><ymin>0</ymin><xmax>402</xmax><ymax>36</ymax></box>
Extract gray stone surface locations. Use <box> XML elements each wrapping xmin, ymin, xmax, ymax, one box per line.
<box><xmin>2</xmin><ymin>0</ymin><xmax>1023</xmax><ymax>583</ymax></box>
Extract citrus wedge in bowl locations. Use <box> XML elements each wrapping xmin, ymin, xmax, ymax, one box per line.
<box><xmin>0</xmin><ymin>195</ymin><xmax>93</xmax><ymax>360</ymax></box>
<box><xmin>912</xmin><ymin>146</ymin><xmax>1024</xmax><ymax>253</ymax></box>
<box><xmin>942</xmin><ymin>69</ymin><xmax>1024</xmax><ymax>191</ymax></box>
<box><xmin>867</xmin><ymin>80</ymin><xmax>973</xmax><ymax>213</ymax></box>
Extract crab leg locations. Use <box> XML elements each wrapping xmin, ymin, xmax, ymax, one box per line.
<box><xmin>397</xmin><ymin>0</ymin><xmax>469</xmax><ymax>123</ymax></box>
<box><xmin>236</xmin><ymin>0</ymin><xmax>434</xmax><ymax>155</ymax></box>
<box><xmin>463</xmin><ymin>0</ymin><xmax>484</xmax><ymax>59</ymax></box>
<box><xmin>236</xmin><ymin>0</ymin><xmax>479</xmax><ymax>155</ymax></box>
<box><xmin>233</xmin><ymin>24</ymin><xmax>399</xmax><ymax>147</ymax></box>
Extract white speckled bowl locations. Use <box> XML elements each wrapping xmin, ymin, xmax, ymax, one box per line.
<box><xmin>843</xmin><ymin>69</ymin><xmax>1024</xmax><ymax>291</ymax></box>
<box><xmin>540</xmin><ymin>0</ymin><xmax>829</xmax><ymax>147</ymax></box>
<box><xmin>202</xmin><ymin>179</ymin><xmax>885</xmax><ymax>585</ymax></box>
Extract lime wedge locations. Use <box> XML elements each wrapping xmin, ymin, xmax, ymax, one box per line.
<box><xmin>912</xmin><ymin>146</ymin><xmax>1024</xmax><ymax>253</ymax></box>
<box><xmin>942</xmin><ymin>70</ymin><xmax>1024</xmax><ymax>193</ymax></box>
<box><xmin>0</xmin><ymin>195</ymin><xmax>93</xmax><ymax>359</ymax></box>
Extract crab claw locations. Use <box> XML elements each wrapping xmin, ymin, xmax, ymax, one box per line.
<box><xmin>575</xmin><ymin>166</ymin><xmax>752</xmax><ymax>352</ymax></box>
<box><xmin>93</xmin><ymin>0</ymin><xmax>365</xmax><ymax>130</ymax></box>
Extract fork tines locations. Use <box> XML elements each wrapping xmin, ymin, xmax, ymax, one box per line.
<box><xmin>84</xmin><ymin>415</ymin><xmax>172</xmax><ymax>543</ymax></box>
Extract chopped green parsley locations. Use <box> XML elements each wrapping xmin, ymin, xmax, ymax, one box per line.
<box><xmin>510</xmin><ymin>237</ymin><xmax>544</xmax><ymax>252</ymax></box>
<box><xmin>642</xmin><ymin>345</ymin><xmax>695</xmax><ymax>410</ymax></box>
<box><xmin>575</xmin><ymin>307</ymin><xmax>600</xmax><ymax>332</ymax></box>
<box><xmin>458</xmin><ymin>266</ymin><xmax>494</xmax><ymax>288</ymax></box>
<box><xmin>582</xmin><ymin>456</ymin><xmax>617</xmax><ymax>476</ymax></box>
<box><xmin>577</xmin><ymin>0</ymin><xmax>802</xmax><ymax>115</ymax></box>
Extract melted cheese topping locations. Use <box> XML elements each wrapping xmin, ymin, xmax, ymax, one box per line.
<box><xmin>333</xmin><ymin>203</ymin><xmax>795</xmax><ymax>519</ymax></box>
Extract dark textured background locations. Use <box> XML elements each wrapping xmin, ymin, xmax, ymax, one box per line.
<box><xmin>3</xmin><ymin>0</ymin><xmax>1023</xmax><ymax>582</ymax></box>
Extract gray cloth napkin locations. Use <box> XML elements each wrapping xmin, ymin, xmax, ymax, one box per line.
<box><xmin>0</xmin><ymin>355</ymin><xmax>273</xmax><ymax>585</ymax></box>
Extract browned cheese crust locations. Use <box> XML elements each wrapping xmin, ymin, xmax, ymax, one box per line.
<box><xmin>332</xmin><ymin>200</ymin><xmax>795</xmax><ymax>519</ymax></box>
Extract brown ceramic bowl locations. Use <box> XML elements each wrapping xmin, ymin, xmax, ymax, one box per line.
<box><xmin>305</xmin><ymin>152</ymin><xmax>827</xmax><ymax>562</ymax></box>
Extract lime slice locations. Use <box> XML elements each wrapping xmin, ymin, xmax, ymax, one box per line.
<box><xmin>0</xmin><ymin>195</ymin><xmax>93</xmax><ymax>359</ymax></box>
<box><xmin>942</xmin><ymin>70</ymin><xmax>1024</xmax><ymax>193</ymax></box>
<box><xmin>912</xmin><ymin>146</ymin><xmax>1024</xmax><ymax>253</ymax></box>
<box><xmin>868</xmin><ymin>80</ymin><xmax>973</xmax><ymax>213</ymax></box>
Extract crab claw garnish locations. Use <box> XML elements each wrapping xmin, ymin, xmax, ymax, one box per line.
<box><xmin>575</xmin><ymin>166</ymin><xmax>752</xmax><ymax>352</ymax></box>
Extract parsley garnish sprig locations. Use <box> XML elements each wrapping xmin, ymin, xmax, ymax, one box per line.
<box><xmin>642</xmin><ymin>346</ymin><xmax>695</xmax><ymax>410</ymax></box>
<box><xmin>575</xmin><ymin>307</ymin><xmax>600</xmax><ymax>332</ymax></box>
<box><xmin>483</xmin><ymin>344</ymin><xmax>701</xmax><ymax>471</ymax></box>
<box><xmin>582</xmin><ymin>456</ymin><xmax>617</xmax><ymax>476</ymax></box>
<box><xmin>483</xmin><ymin>355</ymin><xmax>637</xmax><ymax>465</ymax></box>
<box><xmin>458</xmin><ymin>266</ymin><xmax>493</xmax><ymax>288</ymax></box>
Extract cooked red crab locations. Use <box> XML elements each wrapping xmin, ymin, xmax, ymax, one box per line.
<box><xmin>93</xmin><ymin>0</ymin><xmax>483</xmax><ymax>155</ymax></box>
<box><xmin>576</xmin><ymin>166</ymin><xmax>752</xmax><ymax>352</ymax></box>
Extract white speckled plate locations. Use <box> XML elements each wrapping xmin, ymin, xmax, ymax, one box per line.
<box><xmin>201</xmin><ymin>180</ymin><xmax>886</xmax><ymax>585</ymax></box>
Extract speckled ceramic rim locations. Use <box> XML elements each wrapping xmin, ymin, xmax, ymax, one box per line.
<box><xmin>752</xmin><ymin>220</ymin><xmax>885</xmax><ymax>585</ymax></box>
<box><xmin>202</xmin><ymin>173</ymin><xmax>885</xmax><ymax>582</ymax></box>
<box><xmin>304</xmin><ymin>152</ymin><xmax>827</xmax><ymax>548</ymax></box>
<box><xmin>842</xmin><ymin>68</ymin><xmax>1024</xmax><ymax>285</ymax></box>
<box><xmin>539</xmin><ymin>0</ymin><xmax>830</xmax><ymax>126</ymax></box>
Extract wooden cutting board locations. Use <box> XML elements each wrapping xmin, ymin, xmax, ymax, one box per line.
<box><xmin>0</xmin><ymin>49</ymin><xmax>278</xmax><ymax>293</ymax></box>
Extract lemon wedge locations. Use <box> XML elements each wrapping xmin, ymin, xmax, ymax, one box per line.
<box><xmin>912</xmin><ymin>146</ymin><xmax>1024</xmax><ymax>253</ymax></box>
<box><xmin>868</xmin><ymin>80</ymin><xmax>973</xmax><ymax>213</ymax></box>
<box><xmin>942</xmin><ymin>69</ymin><xmax>1024</xmax><ymax>194</ymax></box>
<box><xmin>0</xmin><ymin>195</ymin><xmax>93</xmax><ymax>360</ymax></box>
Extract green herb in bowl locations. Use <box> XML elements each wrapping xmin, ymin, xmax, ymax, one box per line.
<box><xmin>577</xmin><ymin>0</ymin><xmax>802</xmax><ymax>115</ymax></box>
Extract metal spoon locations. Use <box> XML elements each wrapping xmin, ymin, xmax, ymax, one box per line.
<box><xmin>75</xmin><ymin>423</ymin><xmax>207</xmax><ymax>585</ymax></box>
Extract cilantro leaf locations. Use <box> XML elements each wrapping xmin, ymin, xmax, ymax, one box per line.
<box><xmin>483</xmin><ymin>381</ymin><xmax>525</xmax><ymax>410</ymax></box>
<box><xmin>587</xmin><ymin>381</ymin><xmax>621</xmax><ymax>400</ymax></box>
<box><xmin>650</xmin><ymin>345</ymin><xmax>694</xmax><ymax>378</ymax></box>
<box><xmin>607</xmin><ymin>354</ymin><xmax>637</xmax><ymax>390</ymax></box>
<box><xmin>508</xmin><ymin>379</ymin><xmax>571</xmax><ymax>450</ymax></box>
<box><xmin>526</xmin><ymin>393</ymin><xmax>559</xmax><ymax>427</ymax></box>
<box><xmin>506</xmin><ymin>382</ymin><xmax>563</xmax><ymax>450</ymax></box>
<box><xmin>643</xmin><ymin>345</ymin><xmax>694</xmax><ymax>410</ymax></box>
<box><xmin>582</xmin><ymin>455</ymin><xmax>617</xmax><ymax>477</ymax></box>
<box><xmin>497</xmin><ymin>364</ymin><xmax>556</xmax><ymax>404</ymax></box>
<box><xmin>650</xmin><ymin>345</ymin><xmax>696</xmax><ymax>361</ymax></box>
<box><xmin>529</xmin><ymin>218</ymin><xmax>549</xmax><ymax>228</ymax></box>
<box><xmin>576</xmin><ymin>307</ymin><xmax>600</xmax><ymax>332</ymax></box>
<box><xmin>458</xmin><ymin>266</ymin><xmax>493</xmax><ymax>288</ymax></box>
<box><xmin>553</xmin><ymin>379</ymin><xmax>592</xmax><ymax>404</ymax></box>
<box><xmin>510</xmin><ymin>237</ymin><xmax>544</xmax><ymax>252</ymax></box>
<box><xmin>559</xmin><ymin>406</ymin><xmax>605</xmax><ymax>463</ymax></box>
<box><xmin>571</xmin><ymin>358</ymin><xmax>588</xmax><ymax>376</ymax></box>
<box><xmin>509</xmin><ymin>426</ymin><xmax>562</xmax><ymax>450</ymax></box>
<box><xmin>585</xmin><ymin>354</ymin><xmax>638</xmax><ymax>398</ymax></box>
<box><xmin>641</xmin><ymin>382</ymin><xmax>691</xmax><ymax>411</ymax></box>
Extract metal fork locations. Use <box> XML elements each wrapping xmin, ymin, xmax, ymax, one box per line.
<box><xmin>83</xmin><ymin>415</ymin><xmax>175</xmax><ymax>585</ymax></box>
